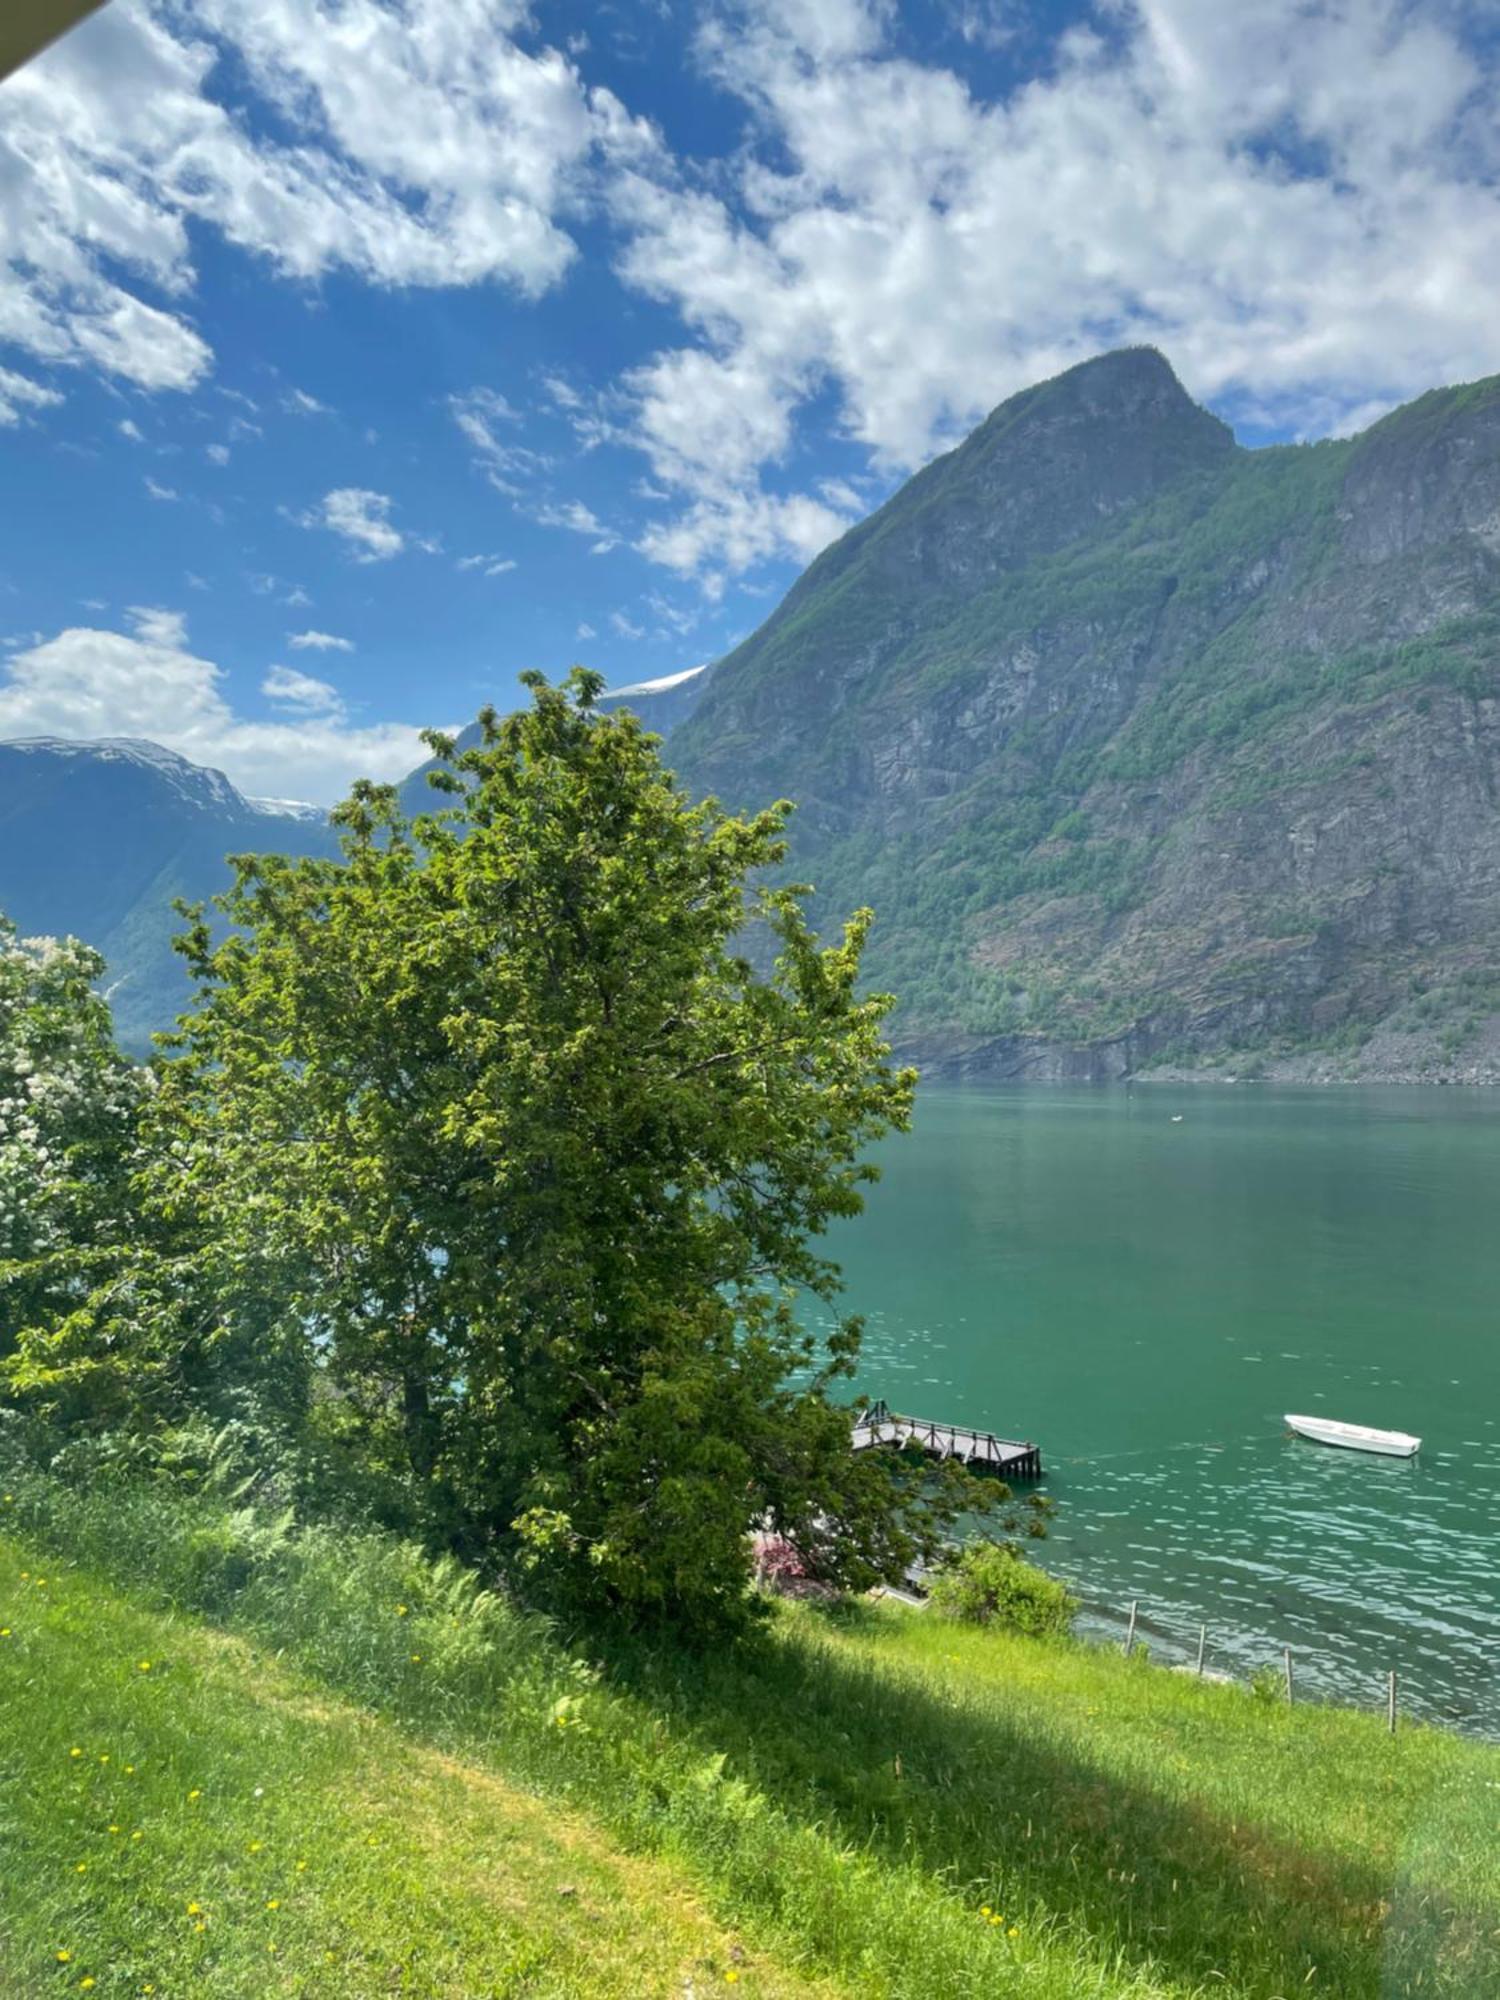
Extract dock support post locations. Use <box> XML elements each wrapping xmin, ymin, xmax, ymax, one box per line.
<box><xmin>1195</xmin><ymin>1624</ymin><xmax>1206</xmax><ymax>1678</ymax></box>
<box><xmin>1388</xmin><ymin>1670</ymin><xmax>1397</xmax><ymax>1735</ymax></box>
<box><xmin>1123</xmin><ymin>1600</ymin><xmax>1138</xmax><ymax>1657</ymax></box>
<box><xmin>1284</xmin><ymin>1647</ymin><xmax>1294</xmax><ymax>1705</ymax></box>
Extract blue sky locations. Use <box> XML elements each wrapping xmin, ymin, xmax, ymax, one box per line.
<box><xmin>1</xmin><ymin>0</ymin><xmax>1498</xmax><ymax>801</ymax></box>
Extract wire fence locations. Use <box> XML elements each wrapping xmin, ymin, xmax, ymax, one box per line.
<box><xmin>1101</xmin><ymin>1594</ymin><xmax>1404</xmax><ymax>1730</ymax></box>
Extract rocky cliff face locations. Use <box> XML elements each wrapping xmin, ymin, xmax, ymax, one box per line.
<box><xmin>670</xmin><ymin>350</ymin><xmax>1500</xmax><ymax>1079</ymax></box>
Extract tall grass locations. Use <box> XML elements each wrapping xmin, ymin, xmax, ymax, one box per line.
<box><xmin>3</xmin><ymin>1446</ymin><xmax>1497</xmax><ymax>1999</ymax></box>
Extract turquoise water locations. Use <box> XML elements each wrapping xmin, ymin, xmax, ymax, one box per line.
<box><xmin>824</xmin><ymin>1085</ymin><xmax>1500</xmax><ymax>1730</ymax></box>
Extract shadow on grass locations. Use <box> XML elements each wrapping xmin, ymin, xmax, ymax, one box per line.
<box><xmin>594</xmin><ymin>1611</ymin><xmax>1491</xmax><ymax>2000</ymax></box>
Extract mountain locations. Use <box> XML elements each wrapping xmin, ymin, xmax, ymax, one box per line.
<box><xmin>0</xmin><ymin>671</ymin><xmax>712</xmax><ymax>1054</ymax></box>
<box><xmin>396</xmin><ymin>662</ymin><xmax>712</xmax><ymax>816</ymax></box>
<box><xmin>12</xmin><ymin>352</ymin><xmax>1500</xmax><ymax>1082</ymax></box>
<box><xmin>667</xmin><ymin>348</ymin><xmax>1500</xmax><ymax>1081</ymax></box>
<box><xmin>0</xmin><ymin>738</ymin><xmax>335</xmax><ymax>1050</ymax></box>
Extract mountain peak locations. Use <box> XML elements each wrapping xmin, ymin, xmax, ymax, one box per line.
<box><xmin>711</xmin><ymin>350</ymin><xmax>1235</xmax><ymax>707</ymax></box>
<box><xmin>2</xmin><ymin>734</ymin><xmax>247</xmax><ymax>817</ymax></box>
<box><xmin>967</xmin><ymin>343</ymin><xmax>1233</xmax><ymax>467</ymax></box>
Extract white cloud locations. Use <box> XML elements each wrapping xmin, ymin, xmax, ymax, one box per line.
<box><xmin>0</xmin><ymin>367</ymin><xmax>62</xmax><ymax>427</ymax></box>
<box><xmin>448</xmin><ymin>387</ymin><xmax>550</xmax><ymax>492</ymax></box>
<box><xmin>206</xmin><ymin>441</ymin><xmax>230</xmax><ymax>465</ymax></box>
<box><xmin>299</xmin><ymin>486</ymin><xmax>403</xmax><ymax>561</ymax></box>
<box><xmin>288</xmin><ymin>628</ymin><xmax>354</xmax><ymax>651</ymax></box>
<box><xmin>456</xmin><ymin>552</ymin><xmax>518</xmax><ymax>577</ymax></box>
<box><xmin>144</xmin><ymin>476</ymin><xmax>179</xmax><ymax>501</ymax></box>
<box><xmin>1</xmin><ymin>0</ymin><xmax>650</xmax><ymax>408</ymax></box>
<box><xmin>116</xmin><ymin>417</ymin><xmax>145</xmax><ymax>443</ymax></box>
<box><xmin>645</xmin><ymin>591</ymin><xmax>701</xmax><ymax>638</ymax></box>
<box><xmin>541</xmin><ymin>372</ymin><xmax>583</xmax><ymax>410</ymax></box>
<box><xmin>283</xmin><ymin>387</ymin><xmax>332</xmax><ymax>416</ymax></box>
<box><xmin>128</xmin><ymin>605</ymin><xmax>187</xmax><ymax>647</ymax></box>
<box><xmin>264</xmin><ymin>662</ymin><xmax>343</xmax><ymax>716</ymax></box>
<box><xmin>576</xmin><ymin>621</ymin><xmax>597</xmax><ymax>639</ymax></box>
<box><xmin>609</xmin><ymin>609</ymin><xmax>645</xmax><ymax>640</ymax></box>
<box><xmin>602</xmin><ymin>0</ymin><xmax>1500</xmax><ymax>575</ymax></box>
<box><xmin>0</xmin><ymin>611</ymin><xmax>428</xmax><ymax>803</ymax></box>
<box><xmin>535</xmin><ymin>499</ymin><xmax>618</xmax><ymax>551</ymax></box>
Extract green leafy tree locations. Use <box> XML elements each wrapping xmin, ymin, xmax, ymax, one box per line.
<box><xmin>79</xmin><ymin>670</ymin><xmax>980</xmax><ymax>1632</ymax></box>
<box><xmin>0</xmin><ymin>920</ymin><xmax>149</xmax><ymax>1383</ymax></box>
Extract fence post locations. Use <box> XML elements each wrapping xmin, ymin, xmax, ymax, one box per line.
<box><xmin>1123</xmin><ymin>1600</ymin><xmax>1138</xmax><ymax>1657</ymax></box>
<box><xmin>1388</xmin><ymin>1669</ymin><xmax>1397</xmax><ymax>1735</ymax></box>
<box><xmin>1195</xmin><ymin>1623</ymin><xmax>1206</xmax><ymax>1677</ymax></box>
<box><xmin>1283</xmin><ymin>1646</ymin><xmax>1294</xmax><ymax>1705</ymax></box>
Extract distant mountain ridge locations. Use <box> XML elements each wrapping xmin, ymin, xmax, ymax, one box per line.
<box><xmin>0</xmin><ymin>668</ymin><xmax>711</xmax><ymax>1051</ymax></box>
<box><xmin>666</xmin><ymin>348</ymin><xmax>1500</xmax><ymax>1081</ymax></box>
<box><xmin>0</xmin><ymin>737</ymin><xmax>336</xmax><ymax>1049</ymax></box>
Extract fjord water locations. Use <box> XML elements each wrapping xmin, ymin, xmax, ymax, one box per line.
<box><xmin>828</xmin><ymin>1085</ymin><xmax>1500</xmax><ymax>1730</ymax></box>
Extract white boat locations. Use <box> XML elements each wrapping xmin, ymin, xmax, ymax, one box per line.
<box><xmin>1284</xmin><ymin>1413</ymin><xmax>1421</xmax><ymax>1458</ymax></box>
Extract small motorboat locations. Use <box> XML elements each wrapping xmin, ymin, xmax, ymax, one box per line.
<box><xmin>1284</xmin><ymin>1413</ymin><xmax>1421</xmax><ymax>1458</ymax></box>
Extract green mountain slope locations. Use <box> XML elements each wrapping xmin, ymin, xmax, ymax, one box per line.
<box><xmin>670</xmin><ymin>349</ymin><xmax>1500</xmax><ymax>1078</ymax></box>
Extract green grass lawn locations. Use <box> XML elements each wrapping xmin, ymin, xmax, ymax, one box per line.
<box><xmin>0</xmin><ymin>1538</ymin><xmax>834</xmax><ymax>1999</ymax></box>
<box><xmin>2</xmin><ymin>1469</ymin><xmax>1498</xmax><ymax>1999</ymax></box>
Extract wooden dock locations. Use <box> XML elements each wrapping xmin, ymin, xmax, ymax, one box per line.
<box><xmin>851</xmin><ymin>1400</ymin><xmax>1042</xmax><ymax>1480</ymax></box>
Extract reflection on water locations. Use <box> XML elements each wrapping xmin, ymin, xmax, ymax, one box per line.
<box><xmin>821</xmin><ymin>1085</ymin><xmax>1500</xmax><ymax>1731</ymax></box>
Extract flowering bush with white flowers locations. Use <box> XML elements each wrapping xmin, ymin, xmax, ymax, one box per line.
<box><xmin>0</xmin><ymin>917</ymin><xmax>148</xmax><ymax>1369</ymax></box>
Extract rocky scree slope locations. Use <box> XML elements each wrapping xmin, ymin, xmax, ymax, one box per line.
<box><xmin>668</xmin><ymin>348</ymin><xmax>1500</xmax><ymax>1080</ymax></box>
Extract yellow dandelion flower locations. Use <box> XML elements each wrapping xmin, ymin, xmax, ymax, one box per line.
<box><xmin>3</xmin><ymin>1491</ymin><xmax>11</xmax><ymax>1501</ymax></box>
<box><xmin>979</xmin><ymin>1905</ymin><xmax>991</xmax><ymax>1917</ymax></box>
<box><xmin>0</xmin><ymin>1628</ymin><xmax>10</xmax><ymax>1638</ymax></box>
<box><xmin>124</xmin><ymin>1766</ymin><xmax>135</xmax><ymax>1775</ymax></box>
<box><xmin>193</xmin><ymin>1922</ymin><xmax>206</xmax><ymax>1934</ymax></box>
<box><xmin>35</xmin><ymin>1577</ymin><xmax>46</xmax><ymax>1587</ymax></box>
<box><xmin>56</xmin><ymin>1951</ymin><xmax>72</xmax><ymax>1964</ymax></box>
<box><xmin>410</xmin><ymin>1652</ymin><xmax>422</xmax><ymax>1663</ymax></box>
<box><xmin>98</xmin><ymin>1754</ymin><xmax>109</xmax><ymax>1764</ymax></box>
<box><xmin>266</xmin><ymin>1899</ymin><xmax>281</xmax><ymax>1911</ymax></box>
<box><xmin>295</xmin><ymin>1860</ymin><xmax>308</xmax><ymax>1872</ymax></box>
<box><xmin>187</xmin><ymin>1789</ymin><xmax>201</xmax><ymax>1801</ymax></box>
<box><xmin>988</xmin><ymin>1914</ymin><xmax>1001</xmax><ymax>1926</ymax></box>
<box><xmin>395</xmin><ymin>1604</ymin><xmax>409</xmax><ymax>1616</ymax></box>
<box><xmin>108</xmin><ymin>1825</ymin><xmax>120</xmax><ymax>1835</ymax></box>
<box><xmin>137</xmin><ymin>1661</ymin><xmax>152</xmax><ymax>1673</ymax></box>
<box><xmin>248</xmin><ymin>1840</ymin><xmax>263</xmax><ymax>1853</ymax></box>
<box><xmin>80</xmin><ymin>1979</ymin><xmax>95</xmax><ymax>1991</ymax></box>
<box><xmin>19</xmin><ymin>1571</ymin><xmax>28</xmax><ymax>1580</ymax></box>
<box><xmin>69</xmin><ymin>1747</ymin><xmax>83</xmax><ymax>1759</ymax></box>
<box><xmin>131</xmin><ymin>1830</ymin><xmax>143</xmax><ymax>1841</ymax></box>
<box><xmin>725</xmin><ymin>1975</ymin><xmax>740</xmax><ymax>1986</ymax></box>
<box><xmin>1008</xmin><ymin>1926</ymin><xmax>1019</xmax><ymax>1938</ymax></box>
<box><xmin>267</xmin><ymin>1943</ymin><xmax>278</xmax><ymax>1955</ymax></box>
<box><xmin>186</xmin><ymin>1902</ymin><xmax>203</xmax><ymax>1916</ymax></box>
